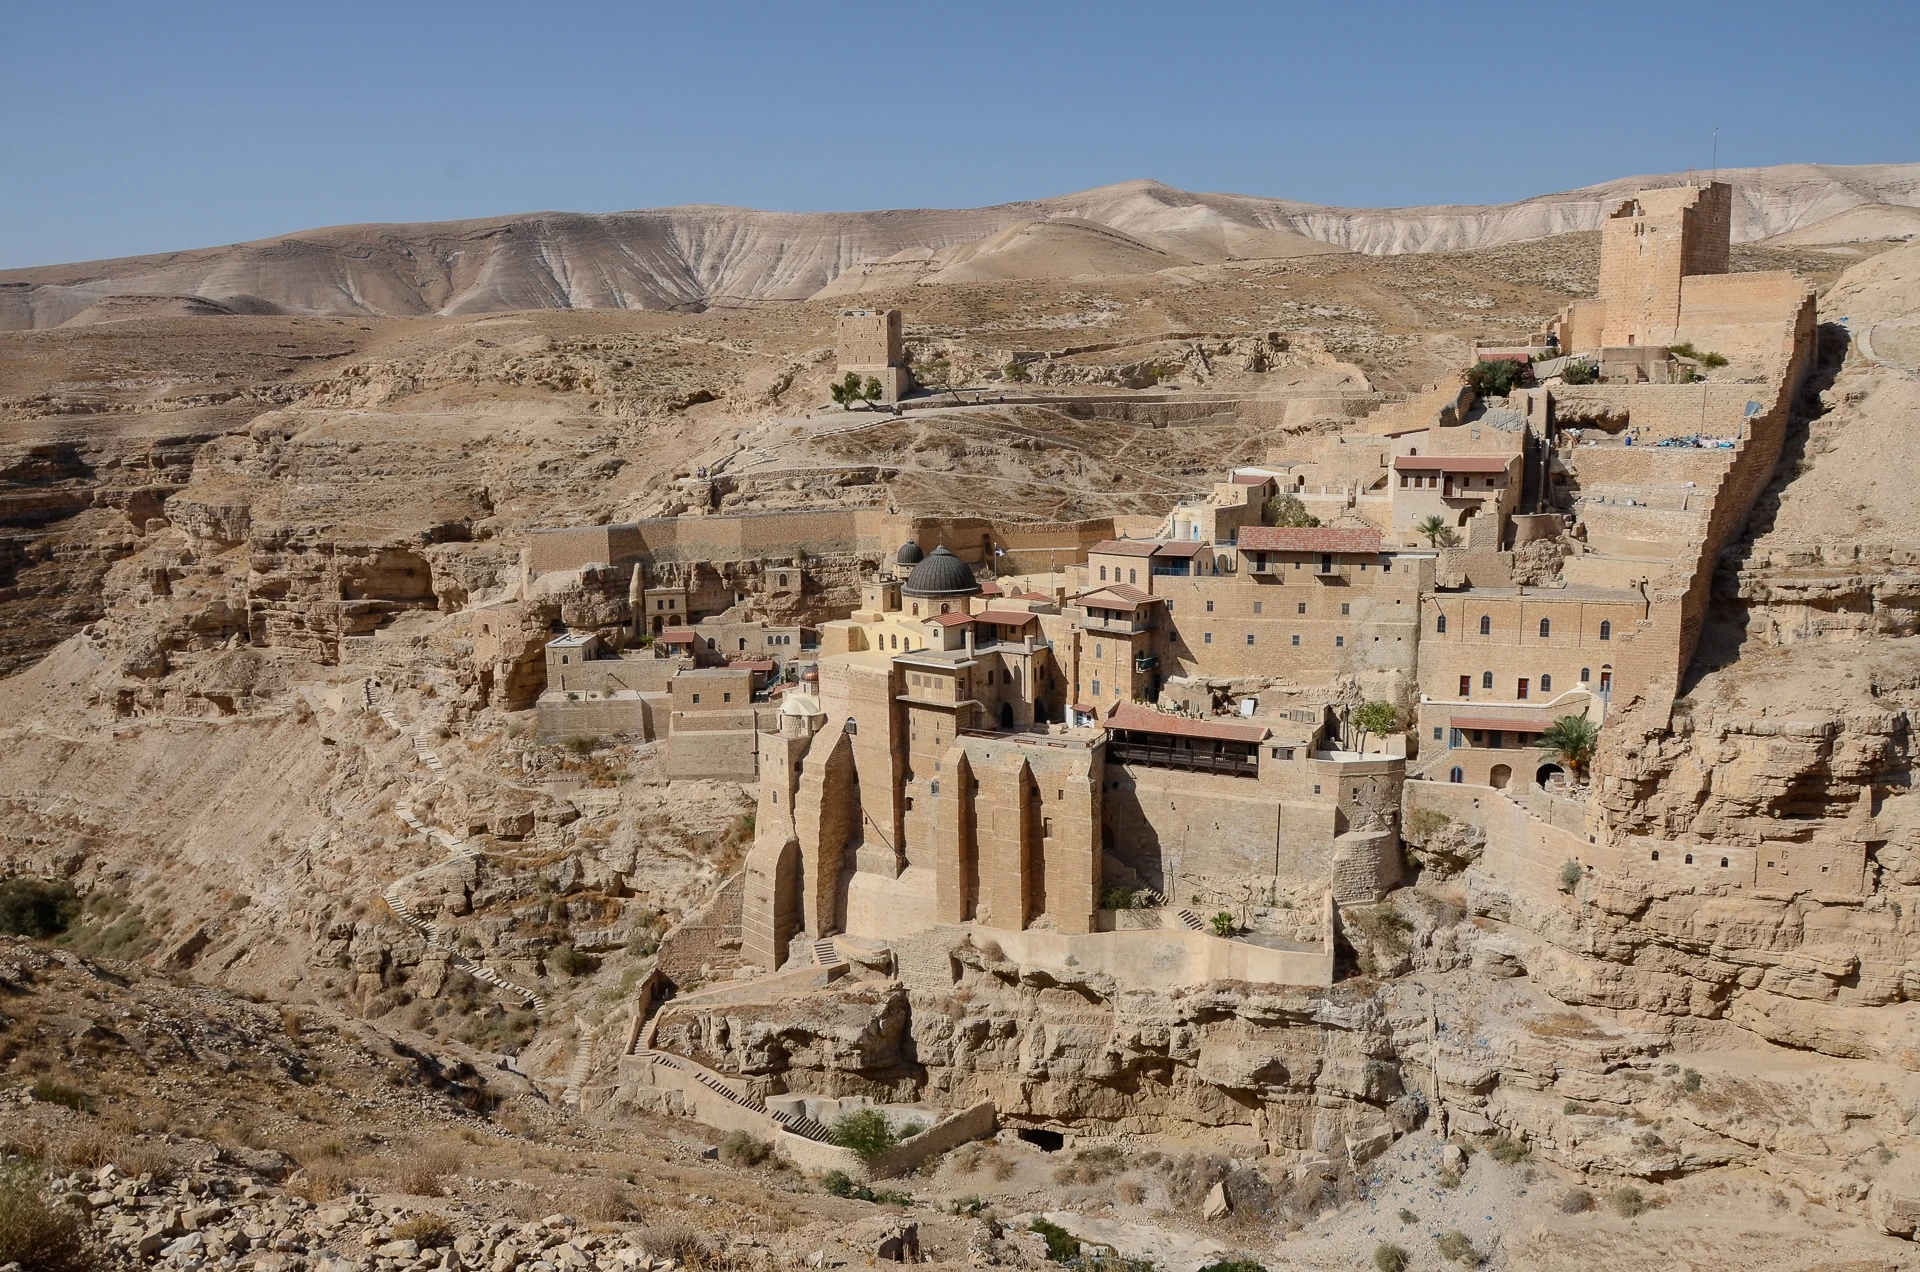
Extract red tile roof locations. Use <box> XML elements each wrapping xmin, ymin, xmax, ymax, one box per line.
<box><xmin>1076</xmin><ymin>584</ymin><xmax>1159</xmax><ymax>612</ymax></box>
<box><xmin>1236</xmin><ymin>526</ymin><xmax>1383</xmax><ymax>554</ymax></box>
<box><xmin>926</xmin><ymin>611</ymin><xmax>974</xmax><ymax>627</ymax></box>
<box><xmin>1106</xmin><ymin>703</ymin><xmax>1269</xmax><ymax>744</ymax></box>
<box><xmin>978</xmin><ymin>581</ymin><xmax>1003</xmax><ymax>596</ymax></box>
<box><xmin>1013</xmin><ymin>590</ymin><xmax>1052</xmax><ymax>602</ymax></box>
<box><xmin>1152</xmin><ymin>541</ymin><xmax>1208</xmax><ymax>558</ymax></box>
<box><xmin>972</xmin><ymin>609</ymin><xmax>1039</xmax><ymax>627</ymax></box>
<box><xmin>658</xmin><ymin>630</ymin><xmax>698</xmax><ymax>643</ymax></box>
<box><xmin>1088</xmin><ymin>539</ymin><xmax>1162</xmax><ymax>557</ymax></box>
<box><xmin>1393</xmin><ymin>455</ymin><xmax>1514</xmax><ymax>473</ymax></box>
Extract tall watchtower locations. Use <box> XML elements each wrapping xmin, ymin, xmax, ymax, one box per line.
<box><xmin>1597</xmin><ymin>181</ymin><xmax>1731</xmax><ymax>348</ymax></box>
<box><xmin>835</xmin><ymin>308</ymin><xmax>910</xmax><ymax>404</ymax></box>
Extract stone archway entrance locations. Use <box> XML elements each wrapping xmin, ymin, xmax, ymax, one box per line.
<box><xmin>1489</xmin><ymin>764</ymin><xmax>1512</xmax><ymax>790</ymax></box>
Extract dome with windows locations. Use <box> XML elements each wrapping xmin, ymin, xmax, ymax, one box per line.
<box><xmin>895</xmin><ymin>541</ymin><xmax>925</xmax><ymax>566</ymax></box>
<box><xmin>901</xmin><ymin>545</ymin><xmax>981</xmax><ymax>598</ymax></box>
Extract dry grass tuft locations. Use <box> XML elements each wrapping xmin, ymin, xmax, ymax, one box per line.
<box><xmin>390</xmin><ymin>1144</ymin><xmax>463</xmax><ymax>1198</ymax></box>
<box><xmin>642</xmin><ymin>1221</ymin><xmax>712</xmax><ymax>1266</ymax></box>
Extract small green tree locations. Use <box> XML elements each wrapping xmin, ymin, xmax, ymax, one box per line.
<box><xmin>861</xmin><ymin>375</ymin><xmax>883</xmax><ymax>407</ymax></box>
<box><xmin>1558</xmin><ymin>861</ymin><xmax>1583</xmax><ymax>894</ymax></box>
<box><xmin>1540</xmin><ymin>714</ymin><xmax>1601</xmax><ymax>781</ymax></box>
<box><xmin>1466</xmin><ymin>359</ymin><xmax>1524</xmax><ymax>397</ymax></box>
<box><xmin>829</xmin><ymin>371</ymin><xmax>871</xmax><ymax>410</ymax></box>
<box><xmin>915</xmin><ymin>358</ymin><xmax>959</xmax><ymax>399</ymax></box>
<box><xmin>1352</xmin><ymin>701</ymin><xmax>1399</xmax><ymax>752</ymax></box>
<box><xmin>1374</xmin><ymin>1246</ymin><xmax>1409</xmax><ymax>1272</ymax></box>
<box><xmin>1003</xmin><ymin>359</ymin><xmax>1033</xmax><ymax>383</ymax></box>
<box><xmin>1265</xmin><ymin>492</ymin><xmax>1320</xmax><ymax>528</ymax></box>
<box><xmin>1561</xmin><ymin>358</ymin><xmax>1598</xmax><ymax>385</ymax></box>
<box><xmin>0</xmin><ymin>878</ymin><xmax>81</xmax><ymax>938</ymax></box>
<box><xmin>1210</xmin><ymin>911</ymin><xmax>1237</xmax><ymax>937</ymax></box>
<box><xmin>827</xmin><ymin>1107</ymin><xmax>900</xmax><ymax>1163</ymax></box>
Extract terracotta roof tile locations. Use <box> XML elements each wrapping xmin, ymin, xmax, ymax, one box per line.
<box><xmin>1106</xmin><ymin>703</ymin><xmax>1269</xmax><ymax>744</ymax></box>
<box><xmin>1236</xmin><ymin>526</ymin><xmax>1383</xmax><ymax>554</ymax></box>
<box><xmin>972</xmin><ymin>609</ymin><xmax>1038</xmax><ymax>626</ymax></box>
<box><xmin>926</xmin><ymin>611</ymin><xmax>974</xmax><ymax>627</ymax></box>
<box><xmin>1088</xmin><ymin>539</ymin><xmax>1162</xmax><ymax>557</ymax></box>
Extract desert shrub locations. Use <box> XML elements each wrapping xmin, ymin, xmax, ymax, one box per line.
<box><xmin>391</xmin><ymin>1145</ymin><xmax>461</xmax><ymax>1198</ymax></box>
<box><xmin>1405</xmin><ymin>809</ymin><xmax>1451</xmax><ymax>842</ymax></box>
<box><xmin>1100</xmin><ymin>886</ymin><xmax>1136</xmax><ymax>911</ymax></box>
<box><xmin>1209</xmin><ymin>912</ymin><xmax>1237</xmax><ymax>937</ymax></box>
<box><xmin>1029</xmin><ymin>1218</ymin><xmax>1079</xmax><ymax>1263</ymax></box>
<box><xmin>0</xmin><ymin>878</ymin><xmax>81</xmax><ymax>938</ymax></box>
<box><xmin>547</xmin><ymin>945</ymin><xmax>598</xmax><ymax>977</ymax></box>
<box><xmin>718</xmin><ymin>1130</ymin><xmax>772</xmax><ymax>1168</ymax></box>
<box><xmin>392</xmin><ymin>1215</ymin><xmax>453</xmax><ymax>1246</ymax></box>
<box><xmin>1561</xmin><ymin>359</ymin><xmax>1598</xmax><ymax>385</ymax></box>
<box><xmin>1681</xmin><ymin>1068</ymin><xmax>1702</xmax><ymax>1093</ymax></box>
<box><xmin>1434</xmin><ymin>1230</ymin><xmax>1480</xmax><ymax>1264</ymax></box>
<box><xmin>1557</xmin><ymin>1189</ymin><xmax>1593</xmax><ymax>1214</ymax></box>
<box><xmin>568</xmin><ymin>1177</ymin><xmax>635</xmax><ymax>1222</ymax></box>
<box><xmin>1610</xmin><ymin>1185</ymin><xmax>1645</xmax><ymax>1217</ymax></box>
<box><xmin>821</xmin><ymin>1170</ymin><xmax>854</xmax><ymax>1198</ymax></box>
<box><xmin>56</xmin><ymin>892</ymin><xmax>154</xmax><ymax>962</ymax></box>
<box><xmin>1437</xmin><ymin>1166</ymin><xmax>1462</xmax><ymax>1190</ymax></box>
<box><xmin>563</xmin><ymin>735</ymin><xmax>601</xmax><ymax>755</ymax></box>
<box><xmin>1053</xmin><ymin>1145</ymin><xmax>1126</xmax><ymax>1185</ymax></box>
<box><xmin>1558</xmin><ymin>860</ymin><xmax>1583</xmax><ymax>893</ymax></box>
<box><xmin>1199</xmin><ymin>1260</ymin><xmax>1263</xmax><ymax>1272</ymax></box>
<box><xmin>0</xmin><ymin>1162</ymin><xmax>91</xmax><ymax>1272</ymax></box>
<box><xmin>290</xmin><ymin>1156</ymin><xmax>355</xmax><ymax>1202</ymax></box>
<box><xmin>1159</xmin><ymin>1153</ymin><xmax>1230</xmax><ymax>1210</ymax></box>
<box><xmin>952</xmin><ymin>1143</ymin><xmax>1016</xmax><ymax>1183</ymax></box>
<box><xmin>1397</xmin><ymin>1208</ymin><xmax>1418</xmax><ymax>1223</ymax></box>
<box><xmin>827</xmin><ymin>1108</ymin><xmax>899</xmax><ymax>1163</ymax></box>
<box><xmin>641</xmin><ymin>1221</ymin><xmax>711</xmax><ymax>1264</ymax></box>
<box><xmin>1114</xmin><ymin>1179</ymin><xmax>1144</xmax><ymax>1205</ymax></box>
<box><xmin>1373</xmin><ymin>1246</ymin><xmax>1409</xmax><ymax>1272</ymax></box>
<box><xmin>29</xmin><ymin>1080</ymin><xmax>93</xmax><ymax>1115</ymax></box>
<box><xmin>1467</xmin><ymin>359</ymin><xmax>1523</xmax><ymax>397</ymax></box>
<box><xmin>1668</xmin><ymin>342</ymin><xmax>1729</xmax><ymax>368</ymax></box>
<box><xmin>1488</xmin><ymin>1134</ymin><xmax>1530</xmax><ymax>1165</ymax></box>
<box><xmin>1002</xmin><ymin>360</ymin><xmax>1033</xmax><ymax>384</ymax></box>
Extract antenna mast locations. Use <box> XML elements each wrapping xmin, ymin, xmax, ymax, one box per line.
<box><xmin>1712</xmin><ymin>127</ymin><xmax>1719</xmax><ymax>182</ymax></box>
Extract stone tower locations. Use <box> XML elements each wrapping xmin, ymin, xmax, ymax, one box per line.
<box><xmin>1597</xmin><ymin>181</ymin><xmax>1731</xmax><ymax>348</ymax></box>
<box><xmin>835</xmin><ymin>308</ymin><xmax>910</xmax><ymax>404</ymax></box>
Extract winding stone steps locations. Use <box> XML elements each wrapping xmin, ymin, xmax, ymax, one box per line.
<box><xmin>1174</xmin><ymin>908</ymin><xmax>1206</xmax><ymax>931</ymax></box>
<box><xmin>635</xmin><ymin>1048</ymin><xmax>832</xmax><ymax>1141</ymax></box>
<box><xmin>383</xmin><ymin>805</ymin><xmax>546</xmax><ymax>1013</ymax></box>
<box><xmin>562</xmin><ymin>1016</ymin><xmax>597</xmax><ymax>1107</ymax></box>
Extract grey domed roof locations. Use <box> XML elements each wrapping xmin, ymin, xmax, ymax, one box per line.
<box><xmin>896</xmin><ymin>541</ymin><xmax>925</xmax><ymax>566</ymax></box>
<box><xmin>901</xmin><ymin>546</ymin><xmax>981</xmax><ymax>598</ymax></box>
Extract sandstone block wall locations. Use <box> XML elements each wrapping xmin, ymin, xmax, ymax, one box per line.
<box><xmin>534</xmin><ymin>692</ymin><xmax>660</xmax><ymax>742</ymax></box>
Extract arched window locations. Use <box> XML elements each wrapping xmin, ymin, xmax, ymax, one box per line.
<box><xmin>1479</xmin><ymin>615</ymin><xmax>1491</xmax><ymax>635</ymax></box>
<box><xmin>1100</xmin><ymin>566</ymin><xmax>1108</xmax><ymax>581</ymax></box>
<box><xmin>1720</xmin><ymin>857</ymin><xmax>1729</xmax><ymax>868</ymax></box>
<box><xmin>1651</xmin><ymin>850</ymin><xmax>1660</xmax><ymax>861</ymax></box>
<box><xmin>1684</xmin><ymin>854</ymin><xmax>1694</xmax><ymax>865</ymax></box>
<box><xmin>1449</xmin><ymin>766</ymin><xmax>1463</xmax><ymax>783</ymax></box>
<box><xmin>1539</xmin><ymin>618</ymin><xmax>1551</xmax><ymax>638</ymax></box>
<box><xmin>1540</xmin><ymin>673</ymin><xmax>1552</xmax><ymax>693</ymax></box>
<box><xmin>1128</xmin><ymin>568</ymin><xmax>1137</xmax><ymax>584</ymax></box>
<box><xmin>1436</xmin><ymin>613</ymin><xmax>1447</xmax><ymax>634</ymax></box>
<box><xmin>1482</xmin><ymin>671</ymin><xmax>1493</xmax><ymax>689</ymax></box>
<box><xmin>1580</xmin><ymin>667</ymin><xmax>1590</xmax><ymax>683</ymax></box>
<box><xmin>940</xmin><ymin>603</ymin><xmax>950</xmax><ymax>614</ymax></box>
<box><xmin>1599</xmin><ymin>620</ymin><xmax>1612</xmax><ymax>640</ymax></box>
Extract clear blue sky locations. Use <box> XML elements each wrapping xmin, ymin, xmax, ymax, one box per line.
<box><xmin>4</xmin><ymin>0</ymin><xmax>1915</xmax><ymax>269</ymax></box>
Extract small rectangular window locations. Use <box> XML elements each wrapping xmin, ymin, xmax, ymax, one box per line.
<box><xmin>1253</xmin><ymin>601</ymin><xmax>1263</xmax><ymax>615</ymax></box>
<box><xmin>1291</xmin><ymin>634</ymin><xmax>1300</xmax><ymax>646</ymax></box>
<box><xmin>1297</xmin><ymin>602</ymin><xmax>1307</xmax><ymax>614</ymax></box>
<box><xmin>723</xmin><ymin>692</ymin><xmax>732</xmax><ymax>702</ymax></box>
<box><xmin>692</xmin><ymin>693</ymin><xmax>701</xmax><ymax>704</ymax></box>
<box><xmin>1206</xmin><ymin>600</ymin><xmax>1214</xmax><ymax>612</ymax></box>
<box><xmin>1335</xmin><ymin>635</ymin><xmax>1344</xmax><ymax>647</ymax></box>
<box><xmin>1203</xmin><ymin>632</ymin><xmax>1213</xmax><ymax>644</ymax></box>
<box><xmin>1246</xmin><ymin>634</ymin><xmax>1255</xmax><ymax>646</ymax></box>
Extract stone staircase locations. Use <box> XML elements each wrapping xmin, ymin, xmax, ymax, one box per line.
<box><xmin>811</xmin><ymin>937</ymin><xmax>846</xmax><ymax>971</ymax></box>
<box><xmin>562</xmin><ymin>1016</ymin><xmax>597</xmax><ymax>1107</ymax></box>
<box><xmin>1174</xmin><ymin>908</ymin><xmax>1207</xmax><ymax>931</ymax></box>
<box><xmin>383</xmin><ymin>805</ymin><xmax>545</xmax><ymax>1013</ymax></box>
<box><xmin>637</xmin><ymin>1049</ymin><xmax>832</xmax><ymax>1141</ymax></box>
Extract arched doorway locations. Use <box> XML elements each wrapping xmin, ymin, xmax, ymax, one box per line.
<box><xmin>999</xmin><ymin>701</ymin><xmax>1015</xmax><ymax>730</ymax></box>
<box><xmin>1536</xmin><ymin>763</ymin><xmax>1564</xmax><ymax>787</ymax></box>
<box><xmin>1489</xmin><ymin>764</ymin><xmax>1512</xmax><ymax>790</ymax></box>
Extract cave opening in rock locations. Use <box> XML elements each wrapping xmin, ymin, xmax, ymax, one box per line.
<box><xmin>1016</xmin><ymin>1128</ymin><xmax>1065</xmax><ymax>1152</ymax></box>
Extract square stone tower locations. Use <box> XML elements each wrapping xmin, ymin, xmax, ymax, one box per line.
<box><xmin>1597</xmin><ymin>181</ymin><xmax>1731</xmax><ymax>348</ymax></box>
<box><xmin>836</xmin><ymin>308</ymin><xmax>910</xmax><ymax>404</ymax></box>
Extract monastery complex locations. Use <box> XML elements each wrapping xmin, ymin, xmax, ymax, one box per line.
<box><xmin>504</xmin><ymin>181</ymin><xmax>1822</xmax><ymax>1005</ymax></box>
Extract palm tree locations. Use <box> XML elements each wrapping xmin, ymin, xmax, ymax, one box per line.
<box><xmin>1540</xmin><ymin>714</ymin><xmax>1600</xmax><ymax>782</ymax></box>
<box><xmin>1415</xmin><ymin>515</ymin><xmax>1455</xmax><ymax>548</ymax></box>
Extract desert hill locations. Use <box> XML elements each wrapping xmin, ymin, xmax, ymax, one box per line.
<box><xmin>3</xmin><ymin>162</ymin><xmax>1916</xmax><ymax>329</ymax></box>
